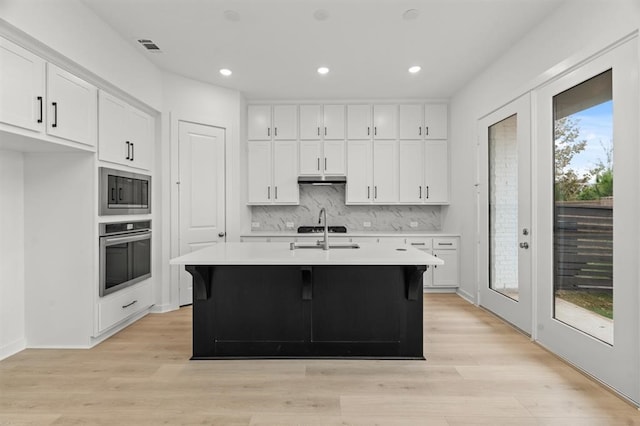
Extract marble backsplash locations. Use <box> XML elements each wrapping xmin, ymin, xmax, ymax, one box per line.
<box><xmin>251</xmin><ymin>185</ymin><xmax>441</xmax><ymax>232</ymax></box>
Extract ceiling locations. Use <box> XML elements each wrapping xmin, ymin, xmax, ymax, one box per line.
<box><xmin>81</xmin><ymin>0</ymin><xmax>565</xmax><ymax>100</ymax></box>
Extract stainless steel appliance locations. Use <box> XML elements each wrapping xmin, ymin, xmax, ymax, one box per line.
<box><xmin>99</xmin><ymin>220</ymin><xmax>151</xmax><ymax>297</ymax></box>
<box><xmin>99</xmin><ymin>167</ymin><xmax>151</xmax><ymax>216</ymax></box>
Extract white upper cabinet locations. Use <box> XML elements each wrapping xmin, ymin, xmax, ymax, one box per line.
<box><xmin>424</xmin><ymin>140</ymin><xmax>449</xmax><ymax>203</ymax></box>
<box><xmin>98</xmin><ymin>91</ymin><xmax>153</xmax><ymax>170</ymax></box>
<box><xmin>347</xmin><ymin>104</ymin><xmax>371</xmax><ymax>140</ymax></box>
<box><xmin>46</xmin><ymin>64</ymin><xmax>97</xmax><ymax>147</ymax></box>
<box><xmin>372</xmin><ymin>140</ymin><xmax>398</xmax><ymax>203</ymax></box>
<box><xmin>346</xmin><ymin>140</ymin><xmax>373</xmax><ymax>203</ymax></box>
<box><xmin>399</xmin><ymin>104</ymin><xmax>423</xmax><ymax>140</ymax></box>
<box><xmin>424</xmin><ymin>104</ymin><xmax>448</xmax><ymax>139</ymax></box>
<box><xmin>346</xmin><ymin>140</ymin><xmax>398</xmax><ymax>204</ymax></box>
<box><xmin>398</xmin><ymin>140</ymin><xmax>424</xmax><ymax>202</ymax></box>
<box><xmin>299</xmin><ymin>105</ymin><xmax>322</xmax><ymax>140</ymax></box>
<box><xmin>373</xmin><ymin>104</ymin><xmax>397</xmax><ymax>140</ymax></box>
<box><xmin>248</xmin><ymin>140</ymin><xmax>298</xmax><ymax>205</ymax></box>
<box><xmin>273</xmin><ymin>105</ymin><xmax>297</xmax><ymax>140</ymax></box>
<box><xmin>248</xmin><ymin>105</ymin><xmax>271</xmax><ymax>140</ymax></box>
<box><xmin>299</xmin><ymin>140</ymin><xmax>323</xmax><ymax>175</ymax></box>
<box><xmin>323</xmin><ymin>104</ymin><xmax>345</xmax><ymax>140</ymax></box>
<box><xmin>0</xmin><ymin>37</ymin><xmax>45</xmax><ymax>133</ymax></box>
<box><xmin>323</xmin><ymin>140</ymin><xmax>345</xmax><ymax>175</ymax></box>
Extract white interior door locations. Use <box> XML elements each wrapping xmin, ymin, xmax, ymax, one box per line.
<box><xmin>535</xmin><ymin>39</ymin><xmax>639</xmax><ymax>403</ymax></box>
<box><xmin>478</xmin><ymin>94</ymin><xmax>532</xmax><ymax>334</ymax></box>
<box><xmin>178</xmin><ymin>121</ymin><xmax>226</xmax><ymax>306</ymax></box>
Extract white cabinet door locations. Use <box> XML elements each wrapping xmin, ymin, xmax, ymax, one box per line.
<box><xmin>323</xmin><ymin>140</ymin><xmax>345</xmax><ymax>175</ymax></box>
<box><xmin>98</xmin><ymin>91</ymin><xmax>128</xmax><ymax>164</ymax></box>
<box><xmin>299</xmin><ymin>140</ymin><xmax>322</xmax><ymax>175</ymax></box>
<box><xmin>424</xmin><ymin>140</ymin><xmax>449</xmax><ymax>203</ymax></box>
<box><xmin>399</xmin><ymin>140</ymin><xmax>424</xmax><ymax>203</ymax></box>
<box><xmin>248</xmin><ymin>105</ymin><xmax>271</xmax><ymax>140</ymax></box>
<box><xmin>373</xmin><ymin>104</ymin><xmax>397</xmax><ymax>140</ymax></box>
<box><xmin>247</xmin><ymin>141</ymin><xmax>272</xmax><ymax>203</ymax></box>
<box><xmin>399</xmin><ymin>104</ymin><xmax>423</xmax><ymax>140</ymax></box>
<box><xmin>424</xmin><ymin>104</ymin><xmax>448</xmax><ymax>139</ymax></box>
<box><xmin>0</xmin><ymin>37</ymin><xmax>45</xmax><ymax>132</ymax></box>
<box><xmin>272</xmin><ymin>141</ymin><xmax>299</xmax><ymax>203</ymax></box>
<box><xmin>346</xmin><ymin>140</ymin><xmax>372</xmax><ymax>203</ymax></box>
<box><xmin>372</xmin><ymin>140</ymin><xmax>398</xmax><ymax>203</ymax></box>
<box><xmin>46</xmin><ymin>64</ymin><xmax>97</xmax><ymax>146</ymax></box>
<box><xmin>432</xmin><ymin>249</ymin><xmax>458</xmax><ymax>287</ymax></box>
<box><xmin>323</xmin><ymin>104</ymin><xmax>345</xmax><ymax>140</ymax></box>
<box><xmin>128</xmin><ymin>106</ymin><xmax>152</xmax><ymax>171</ymax></box>
<box><xmin>347</xmin><ymin>104</ymin><xmax>371</xmax><ymax>140</ymax></box>
<box><xmin>299</xmin><ymin>105</ymin><xmax>321</xmax><ymax>140</ymax></box>
<box><xmin>273</xmin><ymin>105</ymin><xmax>297</xmax><ymax>140</ymax></box>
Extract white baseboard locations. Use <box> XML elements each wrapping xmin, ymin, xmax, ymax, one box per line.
<box><xmin>423</xmin><ymin>287</ymin><xmax>458</xmax><ymax>294</ymax></box>
<box><xmin>150</xmin><ymin>303</ymin><xmax>178</xmax><ymax>314</ymax></box>
<box><xmin>0</xmin><ymin>338</ymin><xmax>26</xmax><ymax>361</ymax></box>
<box><xmin>456</xmin><ymin>287</ymin><xmax>476</xmax><ymax>304</ymax></box>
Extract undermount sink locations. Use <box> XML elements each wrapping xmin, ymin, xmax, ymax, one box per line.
<box><xmin>290</xmin><ymin>242</ymin><xmax>360</xmax><ymax>250</ymax></box>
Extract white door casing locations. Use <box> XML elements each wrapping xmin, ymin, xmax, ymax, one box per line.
<box><xmin>178</xmin><ymin>121</ymin><xmax>226</xmax><ymax>306</ymax></box>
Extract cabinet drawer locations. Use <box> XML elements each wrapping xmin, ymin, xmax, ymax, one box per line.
<box><xmin>98</xmin><ymin>282</ymin><xmax>153</xmax><ymax>333</ymax></box>
<box><xmin>406</xmin><ymin>238</ymin><xmax>433</xmax><ymax>249</ymax></box>
<box><xmin>433</xmin><ymin>237</ymin><xmax>457</xmax><ymax>249</ymax></box>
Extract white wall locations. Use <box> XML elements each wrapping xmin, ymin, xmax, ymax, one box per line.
<box><xmin>446</xmin><ymin>0</ymin><xmax>640</xmax><ymax>302</ymax></box>
<box><xmin>0</xmin><ymin>150</ymin><xmax>25</xmax><ymax>358</ymax></box>
<box><xmin>159</xmin><ymin>72</ymin><xmax>248</xmax><ymax>311</ymax></box>
<box><xmin>0</xmin><ymin>0</ymin><xmax>163</xmax><ymax>110</ymax></box>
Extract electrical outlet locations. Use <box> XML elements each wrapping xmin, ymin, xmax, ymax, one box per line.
<box><xmin>285</xmin><ymin>222</ymin><xmax>294</xmax><ymax>229</ymax></box>
<box><xmin>363</xmin><ymin>221</ymin><xmax>371</xmax><ymax>228</ymax></box>
<box><xmin>410</xmin><ymin>221</ymin><xmax>418</xmax><ymax>228</ymax></box>
<box><xmin>251</xmin><ymin>222</ymin><xmax>260</xmax><ymax>228</ymax></box>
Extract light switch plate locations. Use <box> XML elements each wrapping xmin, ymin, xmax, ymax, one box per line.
<box><xmin>251</xmin><ymin>222</ymin><xmax>260</xmax><ymax>228</ymax></box>
<box><xmin>410</xmin><ymin>222</ymin><xmax>418</xmax><ymax>228</ymax></box>
<box><xmin>285</xmin><ymin>222</ymin><xmax>294</xmax><ymax>229</ymax></box>
<box><xmin>363</xmin><ymin>221</ymin><xmax>371</xmax><ymax>228</ymax></box>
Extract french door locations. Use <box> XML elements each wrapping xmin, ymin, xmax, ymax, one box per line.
<box><xmin>478</xmin><ymin>94</ymin><xmax>532</xmax><ymax>334</ymax></box>
<box><xmin>535</xmin><ymin>38</ymin><xmax>639</xmax><ymax>403</ymax></box>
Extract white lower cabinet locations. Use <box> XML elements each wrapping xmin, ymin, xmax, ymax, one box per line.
<box><xmin>407</xmin><ymin>237</ymin><xmax>459</xmax><ymax>289</ymax></box>
<box><xmin>96</xmin><ymin>281</ymin><xmax>153</xmax><ymax>334</ymax></box>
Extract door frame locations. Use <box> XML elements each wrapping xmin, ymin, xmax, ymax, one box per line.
<box><xmin>477</xmin><ymin>93</ymin><xmax>533</xmax><ymax>334</ymax></box>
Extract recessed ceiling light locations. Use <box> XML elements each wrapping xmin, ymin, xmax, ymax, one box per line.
<box><xmin>223</xmin><ymin>10</ymin><xmax>240</xmax><ymax>22</ymax></box>
<box><xmin>219</xmin><ymin>68</ymin><xmax>232</xmax><ymax>77</ymax></box>
<box><xmin>408</xmin><ymin>66</ymin><xmax>421</xmax><ymax>74</ymax></box>
<box><xmin>317</xmin><ymin>67</ymin><xmax>330</xmax><ymax>75</ymax></box>
<box><xmin>402</xmin><ymin>9</ymin><xmax>420</xmax><ymax>20</ymax></box>
<box><xmin>313</xmin><ymin>9</ymin><xmax>329</xmax><ymax>21</ymax></box>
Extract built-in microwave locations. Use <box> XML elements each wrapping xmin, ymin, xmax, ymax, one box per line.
<box><xmin>99</xmin><ymin>167</ymin><xmax>151</xmax><ymax>216</ymax></box>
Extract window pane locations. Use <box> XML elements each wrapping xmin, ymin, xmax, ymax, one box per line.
<box><xmin>553</xmin><ymin>70</ymin><xmax>613</xmax><ymax>345</ymax></box>
<box><xmin>489</xmin><ymin>114</ymin><xmax>519</xmax><ymax>301</ymax></box>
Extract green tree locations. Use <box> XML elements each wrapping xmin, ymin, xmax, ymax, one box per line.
<box><xmin>554</xmin><ymin>116</ymin><xmax>590</xmax><ymax>201</ymax></box>
<box><xmin>578</xmin><ymin>140</ymin><xmax>613</xmax><ymax>200</ymax></box>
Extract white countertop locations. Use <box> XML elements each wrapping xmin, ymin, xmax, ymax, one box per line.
<box><xmin>170</xmin><ymin>242</ymin><xmax>444</xmax><ymax>266</ymax></box>
<box><xmin>241</xmin><ymin>231</ymin><xmax>460</xmax><ymax>238</ymax></box>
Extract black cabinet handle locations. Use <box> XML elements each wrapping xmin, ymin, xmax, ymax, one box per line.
<box><xmin>317</xmin><ymin>158</ymin><xmax>320</xmax><ymax>171</ymax></box>
<box><xmin>275</xmin><ymin>186</ymin><xmax>278</xmax><ymax>200</ymax></box>
<box><xmin>131</xmin><ymin>143</ymin><xmax>134</xmax><ymax>161</ymax></box>
<box><xmin>118</xmin><ymin>188</ymin><xmax>123</xmax><ymax>201</ymax></box>
<box><xmin>375</xmin><ymin>186</ymin><xmax>378</xmax><ymax>199</ymax></box>
<box><xmin>367</xmin><ymin>186</ymin><xmax>370</xmax><ymax>199</ymax></box>
<box><xmin>51</xmin><ymin>102</ymin><xmax>57</xmax><ymax>128</ymax></box>
<box><xmin>274</xmin><ymin>127</ymin><xmax>278</xmax><ymax>137</ymax></box>
<box><xmin>324</xmin><ymin>127</ymin><xmax>327</xmax><ymax>136</ymax></box>
<box><xmin>419</xmin><ymin>186</ymin><xmax>422</xmax><ymax>198</ymax></box>
<box><xmin>267</xmin><ymin>128</ymin><xmax>270</xmax><ymax>137</ymax></box>
<box><xmin>426</xmin><ymin>186</ymin><xmax>430</xmax><ymax>199</ymax></box>
<box><xmin>267</xmin><ymin>186</ymin><xmax>270</xmax><ymax>199</ymax></box>
<box><xmin>317</xmin><ymin>127</ymin><xmax>320</xmax><ymax>136</ymax></box>
<box><xmin>419</xmin><ymin>126</ymin><xmax>422</xmax><ymax>136</ymax></box>
<box><xmin>374</xmin><ymin>126</ymin><xmax>377</xmax><ymax>136</ymax></box>
<box><xmin>111</xmin><ymin>188</ymin><xmax>115</xmax><ymax>202</ymax></box>
<box><xmin>37</xmin><ymin>96</ymin><xmax>43</xmax><ymax>123</ymax></box>
<box><xmin>324</xmin><ymin>158</ymin><xmax>327</xmax><ymax>171</ymax></box>
<box><xmin>122</xmin><ymin>300</ymin><xmax>137</xmax><ymax>309</ymax></box>
<box><xmin>126</xmin><ymin>141</ymin><xmax>131</xmax><ymax>160</ymax></box>
<box><xmin>367</xmin><ymin>127</ymin><xmax>370</xmax><ymax>136</ymax></box>
<box><xmin>426</xmin><ymin>126</ymin><xmax>429</xmax><ymax>136</ymax></box>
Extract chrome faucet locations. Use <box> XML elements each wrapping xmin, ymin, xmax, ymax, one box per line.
<box><xmin>318</xmin><ymin>207</ymin><xmax>329</xmax><ymax>250</ymax></box>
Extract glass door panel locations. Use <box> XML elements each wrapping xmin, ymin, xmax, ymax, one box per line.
<box><xmin>489</xmin><ymin>114</ymin><xmax>520</xmax><ymax>301</ymax></box>
<box><xmin>553</xmin><ymin>70</ymin><xmax>613</xmax><ymax>345</ymax></box>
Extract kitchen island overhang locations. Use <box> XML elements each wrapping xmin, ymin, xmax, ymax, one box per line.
<box><xmin>170</xmin><ymin>242</ymin><xmax>443</xmax><ymax>360</ymax></box>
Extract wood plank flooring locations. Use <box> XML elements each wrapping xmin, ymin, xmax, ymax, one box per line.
<box><xmin>2</xmin><ymin>294</ymin><xmax>640</xmax><ymax>425</ymax></box>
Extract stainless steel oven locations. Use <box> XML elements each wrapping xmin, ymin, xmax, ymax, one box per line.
<box><xmin>99</xmin><ymin>220</ymin><xmax>151</xmax><ymax>297</ymax></box>
<box><xmin>99</xmin><ymin>167</ymin><xmax>151</xmax><ymax>216</ymax></box>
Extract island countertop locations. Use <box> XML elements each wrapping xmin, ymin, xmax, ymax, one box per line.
<box><xmin>170</xmin><ymin>242</ymin><xmax>444</xmax><ymax>266</ymax></box>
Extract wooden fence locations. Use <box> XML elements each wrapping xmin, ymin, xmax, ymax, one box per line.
<box><xmin>554</xmin><ymin>202</ymin><xmax>613</xmax><ymax>291</ymax></box>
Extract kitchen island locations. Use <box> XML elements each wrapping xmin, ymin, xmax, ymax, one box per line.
<box><xmin>170</xmin><ymin>242</ymin><xmax>443</xmax><ymax>359</ymax></box>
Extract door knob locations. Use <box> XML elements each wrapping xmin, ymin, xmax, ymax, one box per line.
<box><xmin>218</xmin><ymin>232</ymin><xmax>226</xmax><ymax>238</ymax></box>
<box><xmin>519</xmin><ymin>242</ymin><xmax>529</xmax><ymax>249</ymax></box>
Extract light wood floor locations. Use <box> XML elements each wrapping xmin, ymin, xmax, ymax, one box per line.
<box><xmin>2</xmin><ymin>294</ymin><xmax>640</xmax><ymax>425</ymax></box>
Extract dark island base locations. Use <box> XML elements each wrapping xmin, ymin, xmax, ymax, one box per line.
<box><xmin>186</xmin><ymin>264</ymin><xmax>426</xmax><ymax>359</ymax></box>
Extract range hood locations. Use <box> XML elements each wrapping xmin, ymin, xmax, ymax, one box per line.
<box><xmin>297</xmin><ymin>175</ymin><xmax>346</xmax><ymax>185</ymax></box>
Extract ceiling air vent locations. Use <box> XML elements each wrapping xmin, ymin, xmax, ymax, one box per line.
<box><xmin>137</xmin><ymin>39</ymin><xmax>162</xmax><ymax>53</ymax></box>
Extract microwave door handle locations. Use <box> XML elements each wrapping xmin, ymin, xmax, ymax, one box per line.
<box><xmin>104</xmin><ymin>233</ymin><xmax>151</xmax><ymax>245</ymax></box>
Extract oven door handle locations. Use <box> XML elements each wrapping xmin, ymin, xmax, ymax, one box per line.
<box><xmin>103</xmin><ymin>232</ymin><xmax>151</xmax><ymax>245</ymax></box>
